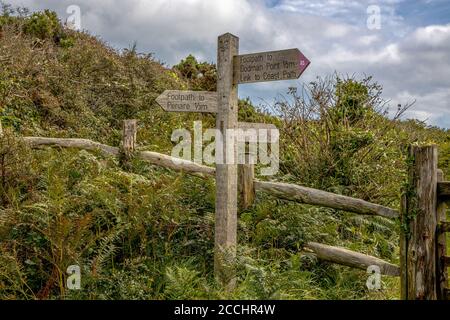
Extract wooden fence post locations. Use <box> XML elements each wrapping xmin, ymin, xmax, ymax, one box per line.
<box><xmin>215</xmin><ymin>33</ymin><xmax>239</xmax><ymax>289</ymax></box>
<box><xmin>121</xmin><ymin>119</ymin><xmax>137</xmax><ymax>164</ymax></box>
<box><xmin>400</xmin><ymin>145</ymin><xmax>438</xmax><ymax>300</ymax></box>
<box><xmin>436</xmin><ymin>169</ymin><xmax>448</xmax><ymax>300</ymax></box>
<box><xmin>238</xmin><ymin>152</ymin><xmax>255</xmax><ymax>210</ymax></box>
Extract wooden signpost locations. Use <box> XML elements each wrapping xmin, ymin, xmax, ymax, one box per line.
<box><xmin>156</xmin><ymin>33</ymin><xmax>310</xmax><ymax>288</ymax></box>
<box><xmin>156</xmin><ymin>90</ymin><xmax>218</xmax><ymax>113</ymax></box>
<box><xmin>234</xmin><ymin>48</ymin><xmax>310</xmax><ymax>84</ymax></box>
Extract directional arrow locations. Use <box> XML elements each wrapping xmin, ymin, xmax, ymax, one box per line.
<box><xmin>234</xmin><ymin>48</ymin><xmax>310</xmax><ymax>84</ymax></box>
<box><xmin>155</xmin><ymin>90</ymin><xmax>218</xmax><ymax>113</ymax></box>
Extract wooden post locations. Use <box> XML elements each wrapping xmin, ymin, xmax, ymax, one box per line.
<box><xmin>401</xmin><ymin>145</ymin><xmax>438</xmax><ymax>300</ymax></box>
<box><xmin>238</xmin><ymin>152</ymin><xmax>255</xmax><ymax>210</ymax></box>
<box><xmin>215</xmin><ymin>33</ymin><xmax>239</xmax><ymax>288</ymax></box>
<box><xmin>436</xmin><ymin>169</ymin><xmax>448</xmax><ymax>300</ymax></box>
<box><xmin>121</xmin><ymin>119</ymin><xmax>137</xmax><ymax>165</ymax></box>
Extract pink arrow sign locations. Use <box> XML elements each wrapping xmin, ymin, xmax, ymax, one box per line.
<box><xmin>233</xmin><ymin>48</ymin><xmax>310</xmax><ymax>84</ymax></box>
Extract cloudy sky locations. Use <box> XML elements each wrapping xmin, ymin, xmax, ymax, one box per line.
<box><xmin>9</xmin><ymin>0</ymin><xmax>450</xmax><ymax>128</ymax></box>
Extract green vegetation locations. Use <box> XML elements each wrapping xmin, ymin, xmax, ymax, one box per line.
<box><xmin>173</xmin><ymin>54</ymin><xmax>217</xmax><ymax>91</ymax></box>
<box><xmin>0</xmin><ymin>5</ymin><xmax>448</xmax><ymax>300</ymax></box>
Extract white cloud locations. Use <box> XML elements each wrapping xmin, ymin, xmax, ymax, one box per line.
<box><xmin>7</xmin><ymin>0</ymin><xmax>450</xmax><ymax>128</ymax></box>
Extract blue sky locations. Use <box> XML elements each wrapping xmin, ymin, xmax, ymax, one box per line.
<box><xmin>8</xmin><ymin>0</ymin><xmax>450</xmax><ymax>129</ymax></box>
<box><xmin>398</xmin><ymin>0</ymin><xmax>450</xmax><ymax>26</ymax></box>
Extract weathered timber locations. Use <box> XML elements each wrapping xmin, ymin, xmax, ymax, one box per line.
<box><xmin>24</xmin><ymin>137</ymin><xmax>119</xmax><ymax>156</ymax></box>
<box><xmin>238</xmin><ymin>153</ymin><xmax>255</xmax><ymax>210</ymax></box>
<box><xmin>233</xmin><ymin>48</ymin><xmax>310</xmax><ymax>84</ymax></box>
<box><xmin>121</xmin><ymin>120</ymin><xmax>137</xmax><ymax>170</ymax></box>
<box><xmin>122</xmin><ymin>119</ymin><xmax>137</xmax><ymax>158</ymax></box>
<box><xmin>215</xmin><ymin>33</ymin><xmax>239</xmax><ymax>289</ymax></box>
<box><xmin>401</xmin><ymin>145</ymin><xmax>438</xmax><ymax>300</ymax></box>
<box><xmin>156</xmin><ymin>90</ymin><xmax>218</xmax><ymax>113</ymax></box>
<box><xmin>138</xmin><ymin>151</ymin><xmax>214</xmax><ymax>178</ymax></box>
<box><xmin>24</xmin><ymin>137</ymin><xmax>215</xmax><ymax>179</ymax></box>
<box><xmin>400</xmin><ymin>192</ymin><xmax>408</xmax><ymax>300</ymax></box>
<box><xmin>254</xmin><ymin>180</ymin><xmax>398</xmax><ymax>219</ymax></box>
<box><xmin>23</xmin><ymin>137</ymin><xmax>402</xmax><ymax>220</ymax></box>
<box><xmin>436</xmin><ymin>169</ymin><xmax>448</xmax><ymax>300</ymax></box>
<box><xmin>304</xmin><ymin>242</ymin><xmax>400</xmax><ymax>276</ymax></box>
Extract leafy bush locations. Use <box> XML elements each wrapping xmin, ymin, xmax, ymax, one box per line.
<box><xmin>23</xmin><ymin>10</ymin><xmax>61</xmax><ymax>40</ymax></box>
<box><xmin>174</xmin><ymin>54</ymin><xmax>217</xmax><ymax>91</ymax></box>
<box><xmin>0</xmin><ymin>129</ymin><xmax>37</xmax><ymax>205</ymax></box>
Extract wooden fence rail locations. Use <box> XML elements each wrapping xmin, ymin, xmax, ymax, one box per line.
<box><xmin>23</xmin><ymin>137</ymin><xmax>398</xmax><ymax>219</ymax></box>
<box><xmin>304</xmin><ymin>242</ymin><xmax>400</xmax><ymax>276</ymax></box>
<box><xmin>24</xmin><ymin>137</ymin><xmax>119</xmax><ymax>156</ymax></box>
<box><xmin>254</xmin><ymin>181</ymin><xmax>399</xmax><ymax>219</ymax></box>
<box><xmin>15</xmin><ymin>121</ymin><xmax>450</xmax><ymax>299</ymax></box>
<box><xmin>22</xmin><ymin>133</ymin><xmax>402</xmax><ymax>278</ymax></box>
<box><xmin>24</xmin><ymin>137</ymin><xmax>215</xmax><ymax>178</ymax></box>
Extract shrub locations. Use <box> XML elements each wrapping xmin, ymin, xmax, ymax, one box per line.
<box><xmin>173</xmin><ymin>54</ymin><xmax>217</xmax><ymax>91</ymax></box>
<box><xmin>23</xmin><ymin>10</ymin><xmax>61</xmax><ymax>40</ymax></box>
<box><xmin>0</xmin><ymin>129</ymin><xmax>37</xmax><ymax>205</ymax></box>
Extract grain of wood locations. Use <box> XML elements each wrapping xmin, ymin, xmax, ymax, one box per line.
<box><xmin>122</xmin><ymin>119</ymin><xmax>137</xmax><ymax>158</ymax></box>
<box><xmin>215</xmin><ymin>33</ymin><xmax>239</xmax><ymax>289</ymax></box>
<box><xmin>401</xmin><ymin>145</ymin><xmax>438</xmax><ymax>300</ymax></box>
<box><xmin>233</xmin><ymin>48</ymin><xmax>309</xmax><ymax>84</ymax></box>
<box><xmin>24</xmin><ymin>137</ymin><xmax>215</xmax><ymax>179</ymax></box>
<box><xmin>436</xmin><ymin>170</ymin><xmax>448</xmax><ymax>300</ymax></box>
<box><xmin>155</xmin><ymin>90</ymin><xmax>218</xmax><ymax>113</ymax></box>
<box><xmin>238</xmin><ymin>153</ymin><xmax>255</xmax><ymax>210</ymax></box>
<box><xmin>24</xmin><ymin>137</ymin><xmax>119</xmax><ymax>156</ymax></box>
<box><xmin>304</xmin><ymin>242</ymin><xmax>400</xmax><ymax>276</ymax></box>
<box><xmin>23</xmin><ymin>137</ymin><xmax>402</xmax><ymax>220</ymax></box>
<box><xmin>138</xmin><ymin>151</ymin><xmax>214</xmax><ymax>178</ymax></box>
<box><xmin>254</xmin><ymin>180</ymin><xmax>399</xmax><ymax>219</ymax></box>
<box><xmin>400</xmin><ymin>192</ymin><xmax>408</xmax><ymax>300</ymax></box>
